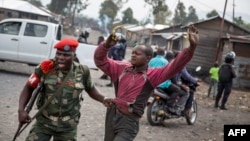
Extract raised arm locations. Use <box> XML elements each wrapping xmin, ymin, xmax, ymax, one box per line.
<box><xmin>149</xmin><ymin>25</ymin><xmax>199</xmax><ymax>87</ymax></box>
<box><xmin>94</xmin><ymin>34</ymin><xmax>128</xmax><ymax>80</ymax></box>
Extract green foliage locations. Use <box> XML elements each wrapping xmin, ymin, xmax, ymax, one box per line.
<box><xmin>206</xmin><ymin>10</ymin><xmax>219</xmax><ymax>18</ymax></box>
<box><xmin>172</xmin><ymin>2</ymin><xmax>186</xmax><ymax>25</ymax></box>
<box><xmin>234</xmin><ymin>16</ymin><xmax>250</xmax><ymax>30</ymax></box>
<box><xmin>121</xmin><ymin>8</ymin><xmax>138</xmax><ymax>24</ymax></box>
<box><xmin>47</xmin><ymin>0</ymin><xmax>89</xmax><ymax>15</ymax></box>
<box><xmin>234</xmin><ymin>16</ymin><xmax>244</xmax><ymax>25</ymax></box>
<box><xmin>24</xmin><ymin>0</ymin><xmax>43</xmax><ymax>7</ymax></box>
<box><xmin>245</xmin><ymin>23</ymin><xmax>250</xmax><ymax>30</ymax></box>
<box><xmin>186</xmin><ymin>6</ymin><xmax>199</xmax><ymax>24</ymax></box>
<box><xmin>99</xmin><ymin>0</ymin><xmax>119</xmax><ymax>34</ymax></box>
<box><xmin>144</xmin><ymin>0</ymin><xmax>171</xmax><ymax>24</ymax></box>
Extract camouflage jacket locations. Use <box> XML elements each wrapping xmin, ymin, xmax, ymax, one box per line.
<box><xmin>35</xmin><ymin>60</ymin><xmax>93</xmax><ymax>128</ymax></box>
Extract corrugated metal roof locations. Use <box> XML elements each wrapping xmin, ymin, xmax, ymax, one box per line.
<box><xmin>152</xmin><ymin>32</ymin><xmax>187</xmax><ymax>40</ymax></box>
<box><xmin>124</xmin><ymin>23</ymin><xmax>169</xmax><ymax>32</ymax></box>
<box><xmin>224</xmin><ymin>34</ymin><xmax>250</xmax><ymax>44</ymax></box>
<box><xmin>0</xmin><ymin>0</ymin><xmax>52</xmax><ymax>17</ymax></box>
<box><xmin>182</xmin><ymin>15</ymin><xmax>250</xmax><ymax>34</ymax></box>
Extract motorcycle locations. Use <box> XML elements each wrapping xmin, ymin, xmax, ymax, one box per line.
<box><xmin>146</xmin><ymin>66</ymin><xmax>201</xmax><ymax>126</ymax></box>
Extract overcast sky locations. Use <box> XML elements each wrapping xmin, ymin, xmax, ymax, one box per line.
<box><xmin>41</xmin><ymin>0</ymin><xmax>250</xmax><ymax>23</ymax></box>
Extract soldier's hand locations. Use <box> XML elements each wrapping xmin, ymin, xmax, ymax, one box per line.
<box><xmin>18</xmin><ymin>110</ymin><xmax>31</xmax><ymax>124</ymax></box>
<box><xmin>103</xmin><ymin>97</ymin><xmax>113</xmax><ymax>107</ymax></box>
<box><xmin>104</xmin><ymin>34</ymin><xmax>118</xmax><ymax>49</ymax></box>
<box><xmin>188</xmin><ymin>25</ymin><xmax>199</xmax><ymax>48</ymax></box>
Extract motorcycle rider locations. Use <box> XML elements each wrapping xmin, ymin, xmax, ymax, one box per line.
<box><xmin>148</xmin><ymin>47</ymin><xmax>175</xmax><ymax>107</ymax></box>
<box><xmin>166</xmin><ymin>51</ymin><xmax>199</xmax><ymax>116</ymax></box>
<box><xmin>78</xmin><ymin>28</ymin><xmax>91</xmax><ymax>43</ymax></box>
<box><xmin>149</xmin><ymin>48</ymin><xmax>192</xmax><ymax>116</ymax></box>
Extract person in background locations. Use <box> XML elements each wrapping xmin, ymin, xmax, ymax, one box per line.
<box><xmin>18</xmin><ymin>38</ymin><xmax>111</xmax><ymax>141</ymax></box>
<box><xmin>176</xmin><ymin>66</ymin><xmax>199</xmax><ymax>116</ymax></box>
<box><xmin>207</xmin><ymin>61</ymin><xmax>219</xmax><ymax>99</ymax></box>
<box><xmin>148</xmin><ymin>48</ymin><xmax>172</xmax><ymax>105</ymax></box>
<box><xmin>132</xmin><ymin>41</ymin><xmax>138</xmax><ymax>47</ymax></box>
<box><xmin>78</xmin><ymin>28</ymin><xmax>90</xmax><ymax>43</ymax></box>
<box><xmin>97</xmin><ymin>35</ymin><xmax>105</xmax><ymax>45</ymax></box>
<box><xmin>94</xmin><ymin>25</ymin><xmax>199</xmax><ymax>141</ymax></box>
<box><xmin>215</xmin><ymin>51</ymin><xmax>236</xmax><ymax>110</ymax></box>
<box><xmin>151</xmin><ymin>43</ymin><xmax>158</xmax><ymax>58</ymax></box>
<box><xmin>149</xmin><ymin>49</ymin><xmax>189</xmax><ymax>115</ymax></box>
<box><xmin>165</xmin><ymin>51</ymin><xmax>196</xmax><ymax>116</ymax></box>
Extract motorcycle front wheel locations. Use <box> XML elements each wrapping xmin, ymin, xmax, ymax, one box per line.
<box><xmin>185</xmin><ymin>99</ymin><xmax>198</xmax><ymax>125</ymax></box>
<box><xmin>146</xmin><ymin>98</ymin><xmax>165</xmax><ymax>126</ymax></box>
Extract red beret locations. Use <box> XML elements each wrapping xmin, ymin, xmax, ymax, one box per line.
<box><xmin>54</xmin><ymin>38</ymin><xmax>79</xmax><ymax>51</ymax></box>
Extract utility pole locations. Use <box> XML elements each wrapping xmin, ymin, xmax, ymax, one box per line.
<box><xmin>215</xmin><ymin>0</ymin><xmax>228</xmax><ymax>61</ymax></box>
<box><xmin>232</xmin><ymin>0</ymin><xmax>236</xmax><ymax>22</ymax></box>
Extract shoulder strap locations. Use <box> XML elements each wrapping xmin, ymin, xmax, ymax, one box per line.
<box><xmin>31</xmin><ymin>66</ymin><xmax>73</xmax><ymax>120</ymax></box>
<box><xmin>17</xmin><ymin>66</ymin><xmax>73</xmax><ymax>135</ymax></box>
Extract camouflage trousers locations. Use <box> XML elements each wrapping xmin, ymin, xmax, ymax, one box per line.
<box><xmin>25</xmin><ymin>120</ymin><xmax>77</xmax><ymax>141</ymax></box>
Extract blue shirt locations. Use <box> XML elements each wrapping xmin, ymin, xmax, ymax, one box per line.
<box><xmin>176</xmin><ymin>67</ymin><xmax>197</xmax><ymax>84</ymax></box>
<box><xmin>108</xmin><ymin>43</ymin><xmax>125</xmax><ymax>61</ymax></box>
<box><xmin>148</xmin><ymin>55</ymin><xmax>171</xmax><ymax>88</ymax></box>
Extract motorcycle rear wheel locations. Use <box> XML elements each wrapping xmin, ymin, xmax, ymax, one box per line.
<box><xmin>146</xmin><ymin>98</ymin><xmax>165</xmax><ymax>126</ymax></box>
<box><xmin>185</xmin><ymin>99</ymin><xmax>198</xmax><ymax>125</ymax></box>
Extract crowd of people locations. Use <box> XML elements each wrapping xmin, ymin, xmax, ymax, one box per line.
<box><xmin>15</xmin><ymin>24</ymin><xmax>237</xmax><ymax>141</ymax></box>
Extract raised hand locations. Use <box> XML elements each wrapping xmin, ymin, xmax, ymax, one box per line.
<box><xmin>188</xmin><ymin>25</ymin><xmax>199</xmax><ymax>48</ymax></box>
<box><xmin>104</xmin><ymin>33</ymin><xmax>118</xmax><ymax>49</ymax></box>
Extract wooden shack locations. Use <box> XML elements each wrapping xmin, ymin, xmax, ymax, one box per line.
<box><xmin>151</xmin><ymin>24</ymin><xmax>184</xmax><ymax>49</ymax></box>
<box><xmin>221</xmin><ymin>34</ymin><xmax>250</xmax><ymax>88</ymax></box>
<box><xmin>182</xmin><ymin>16</ymin><xmax>250</xmax><ymax>77</ymax></box>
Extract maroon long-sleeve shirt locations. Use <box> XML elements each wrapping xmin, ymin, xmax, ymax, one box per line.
<box><xmin>94</xmin><ymin>43</ymin><xmax>194</xmax><ymax>117</ymax></box>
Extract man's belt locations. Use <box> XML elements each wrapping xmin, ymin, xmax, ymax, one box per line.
<box><xmin>47</xmin><ymin>115</ymin><xmax>71</xmax><ymax>122</ymax></box>
<box><xmin>115</xmin><ymin>106</ymin><xmax>140</xmax><ymax>118</ymax></box>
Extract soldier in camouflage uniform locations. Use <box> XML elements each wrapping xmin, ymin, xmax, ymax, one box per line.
<box><xmin>18</xmin><ymin>39</ymin><xmax>112</xmax><ymax>141</ymax></box>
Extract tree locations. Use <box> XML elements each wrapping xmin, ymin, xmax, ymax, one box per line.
<box><xmin>172</xmin><ymin>2</ymin><xmax>186</xmax><ymax>25</ymax></box>
<box><xmin>186</xmin><ymin>6</ymin><xmax>199</xmax><ymax>24</ymax></box>
<box><xmin>233</xmin><ymin>16</ymin><xmax>250</xmax><ymax>30</ymax></box>
<box><xmin>99</xmin><ymin>0</ymin><xmax>119</xmax><ymax>35</ymax></box>
<box><xmin>47</xmin><ymin>0</ymin><xmax>89</xmax><ymax>26</ymax></box>
<box><xmin>121</xmin><ymin>8</ymin><xmax>138</xmax><ymax>24</ymax></box>
<box><xmin>24</xmin><ymin>0</ymin><xmax>43</xmax><ymax>7</ymax></box>
<box><xmin>144</xmin><ymin>0</ymin><xmax>171</xmax><ymax>24</ymax></box>
<box><xmin>206</xmin><ymin>9</ymin><xmax>219</xmax><ymax>18</ymax></box>
<box><xmin>47</xmin><ymin>0</ymin><xmax>68</xmax><ymax>14</ymax></box>
<box><xmin>47</xmin><ymin>0</ymin><xmax>89</xmax><ymax>15</ymax></box>
<box><xmin>234</xmin><ymin>16</ymin><xmax>244</xmax><ymax>25</ymax></box>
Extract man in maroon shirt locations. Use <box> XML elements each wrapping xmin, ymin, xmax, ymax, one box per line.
<box><xmin>94</xmin><ymin>25</ymin><xmax>199</xmax><ymax>141</ymax></box>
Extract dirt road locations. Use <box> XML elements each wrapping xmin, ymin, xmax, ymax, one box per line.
<box><xmin>0</xmin><ymin>59</ymin><xmax>249</xmax><ymax>141</ymax></box>
<box><xmin>0</xmin><ymin>33</ymin><xmax>249</xmax><ymax>141</ymax></box>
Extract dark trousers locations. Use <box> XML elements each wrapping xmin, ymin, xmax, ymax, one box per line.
<box><xmin>161</xmin><ymin>83</ymin><xmax>188</xmax><ymax>107</ymax></box>
<box><xmin>185</xmin><ymin>90</ymin><xmax>194</xmax><ymax>110</ymax></box>
<box><xmin>215</xmin><ymin>82</ymin><xmax>232</xmax><ymax>107</ymax></box>
<box><xmin>104</xmin><ymin>104</ymin><xmax>139</xmax><ymax>141</ymax></box>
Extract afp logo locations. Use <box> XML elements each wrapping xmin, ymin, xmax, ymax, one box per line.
<box><xmin>224</xmin><ymin>125</ymin><xmax>250</xmax><ymax>141</ymax></box>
